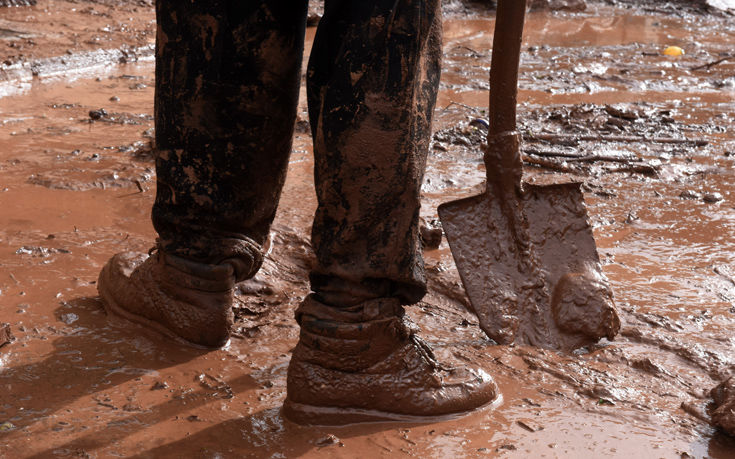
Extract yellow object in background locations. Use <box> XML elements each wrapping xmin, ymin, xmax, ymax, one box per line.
<box><xmin>663</xmin><ymin>46</ymin><xmax>685</xmax><ymax>56</ymax></box>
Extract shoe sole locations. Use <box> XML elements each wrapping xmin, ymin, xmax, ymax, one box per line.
<box><xmin>282</xmin><ymin>395</ymin><xmax>502</xmax><ymax>426</ymax></box>
<box><xmin>97</xmin><ymin>263</ymin><xmax>228</xmax><ymax>350</ymax></box>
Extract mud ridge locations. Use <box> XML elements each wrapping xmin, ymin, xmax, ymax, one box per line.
<box><xmin>0</xmin><ymin>45</ymin><xmax>154</xmax><ymax>84</ymax></box>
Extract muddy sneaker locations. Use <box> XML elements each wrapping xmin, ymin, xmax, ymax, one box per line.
<box><xmin>97</xmin><ymin>250</ymin><xmax>236</xmax><ymax>348</ymax></box>
<box><xmin>284</xmin><ymin>295</ymin><xmax>498</xmax><ymax>425</ymax></box>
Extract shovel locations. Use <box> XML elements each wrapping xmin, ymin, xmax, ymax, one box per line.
<box><xmin>437</xmin><ymin>0</ymin><xmax>620</xmax><ymax>351</ymax></box>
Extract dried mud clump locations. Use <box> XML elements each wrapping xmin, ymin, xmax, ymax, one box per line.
<box><xmin>710</xmin><ymin>376</ymin><xmax>735</xmax><ymax>436</ymax></box>
<box><xmin>0</xmin><ymin>0</ymin><xmax>36</xmax><ymax>6</ymax></box>
<box><xmin>0</xmin><ymin>323</ymin><xmax>15</xmax><ymax>348</ymax></box>
<box><xmin>551</xmin><ymin>269</ymin><xmax>621</xmax><ymax>348</ymax></box>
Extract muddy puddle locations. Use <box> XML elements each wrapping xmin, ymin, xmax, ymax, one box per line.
<box><xmin>1</xmin><ymin>2</ymin><xmax>735</xmax><ymax>458</ymax></box>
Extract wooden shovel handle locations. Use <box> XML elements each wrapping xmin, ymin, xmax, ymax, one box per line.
<box><xmin>488</xmin><ymin>0</ymin><xmax>527</xmax><ymax>137</ymax></box>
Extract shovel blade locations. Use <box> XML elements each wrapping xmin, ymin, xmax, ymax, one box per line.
<box><xmin>438</xmin><ymin>182</ymin><xmax>619</xmax><ymax>350</ymax></box>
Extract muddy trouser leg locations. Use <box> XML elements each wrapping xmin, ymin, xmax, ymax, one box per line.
<box><xmin>286</xmin><ymin>3</ymin><xmax>498</xmax><ymax>423</ymax></box>
<box><xmin>152</xmin><ymin>1</ymin><xmax>308</xmax><ymax>282</ymax></box>
<box><xmin>307</xmin><ymin>0</ymin><xmax>442</xmax><ymax>306</ymax></box>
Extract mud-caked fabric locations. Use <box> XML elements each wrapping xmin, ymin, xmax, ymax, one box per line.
<box><xmin>152</xmin><ymin>1</ymin><xmax>308</xmax><ymax>281</ymax></box>
<box><xmin>151</xmin><ymin>0</ymin><xmax>441</xmax><ymax>303</ymax></box>
<box><xmin>308</xmin><ymin>0</ymin><xmax>442</xmax><ymax>305</ymax></box>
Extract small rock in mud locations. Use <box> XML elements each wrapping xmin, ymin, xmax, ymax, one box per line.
<box><xmin>294</xmin><ymin>116</ymin><xmax>310</xmax><ymax>133</ymax></box>
<box><xmin>605</xmin><ymin>104</ymin><xmax>640</xmax><ymax>121</ymax></box>
<box><xmin>59</xmin><ymin>313</ymin><xmax>79</xmax><ymax>325</ymax></box>
<box><xmin>151</xmin><ymin>381</ymin><xmax>168</xmax><ymax>391</ymax></box>
<box><xmin>710</xmin><ymin>376</ymin><xmax>735</xmax><ymax>436</ymax></box>
<box><xmin>679</xmin><ymin>190</ymin><xmax>701</xmax><ymax>200</ymax></box>
<box><xmin>196</xmin><ymin>373</ymin><xmax>234</xmax><ymax>399</ymax></box>
<box><xmin>316</xmin><ymin>434</ymin><xmax>343</xmax><ymax>447</ymax></box>
<box><xmin>420</xmin><ymin>218</ymin><xmax>443</xmax><ymax>250</ymax></box>
<box><xmin>89</xmin><ymin>108</ymin><xmax>108</xmax><ymax>120</ymax></box>
<box><xmin>0</xmin><ymin>323</ymin><xmax>15</xmax><ymax>348</ymax></box>
<box><xmin>625</xmin><ymin>210</ymin><xmax>639</xmax><ymax>224</ymax></box>
<box><xmin>516</xmin><ymin>420</ymin><xmax>537</xmax><ymax>432</ymax></box>
<box><xmin>0</xmin><ymin>421</ymin><xmax>16</xmax><ymax>432</ymax></box>
<box><xmin>630</xmin><ymin>357</ymin><xmax>666</xmax><ymax>376</ymax></box>
<box><xmin>703</xmin><ymin>192</ymin><xmax>723</xmax><ymax>203</ymax></box>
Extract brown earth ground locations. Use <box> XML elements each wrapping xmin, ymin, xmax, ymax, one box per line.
<box><xmin>0</xmin><ymin>0</ymin><xmax>734</xmax><ymax>457</ymax></box>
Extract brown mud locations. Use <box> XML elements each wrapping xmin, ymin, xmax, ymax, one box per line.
<box><xmin>1</xmin><ymin>1</ymin><xmax>734</xmax><ymax>457</ymax></box>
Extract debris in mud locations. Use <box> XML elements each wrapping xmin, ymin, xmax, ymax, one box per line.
<box><xmin>59</xmin><ymin>313</ymin><xmax>79</xmax><ymax>325</ymax></box>
<box><xmin>516</xmin><ymin>420</ymin><xmax>539</xmax><ymax>432</ymax></box>
<box><xmin>679</xmin><ymin>190</ymin><xmax>725</xmax><ymax>203</ymax></box>
<box><xmin>0</xmin><ymin>0</ymin><xmax>36</xmax><ymax>6</ymax></box>
<box><xmin>315</xmin><ymin>434</ymin><xmax>343</xmax><ymax>447</ymax></box>
<box><xmin>294</xmin><ymin>116</ymin><xmax>310</xmax><ymax>133</ymax></box>
<box><xmin>630</xmin><ymin>357</ymin><xmax>669</xmax><ymax>377</ymax></box>
<box><xmin>692</xmin><ymin>54</ymin><xmax>734</xmax><ymax>71</ymax></box>
<box><xmin>0</xmin><ymin>323</ymin><xmax>15</xmax><ymax>348</ymax></box>
<box><xmin>151</xmin><ymin>381</ymin><xmax>168</xmax><ymax>391</ymax></box>
<box><xmin>680</xmin><ymin>189</ymin><xmax>702</xmax><ymax>200</ymax></box>
<box><xmin>431</xmin><ymin>102</ymin><xmax>713</xmax><ymax>179</ymax></box>
<box><xmin>710</xmin><ymin>376</ymin><xmax>735</xmax><ymax>436</ymax></box>
<box><xmin>522</xmin><ymin>103</ymin><xmax>709</xmax><ymax>143</ymax></box>
<box><xmin>432</xmin><ymin>120</ymin><xmax>485</xmax><ymax>151</ymax></box>
<box><xmin>624</xmin><ymin>210</ymin><xmax>639</xmax><ymax>224</ymax></box>
<box><xmin>529</xmin><ymin>0</ymin><xmax>586</xmax><ymax>11</ymax></box>
<box><xmin>703</xmin><ymin>191</ymin><xmax>724</xmax><ymax>203</ymax></box>
<box><xmin>0</xmin><ymin>421</ymin><xmax>16</xmax><ymax>432</ymax></box>
<box><xmin>196</xmin><ymin>373</ymin><xmax>234</xmax><ymax>400</ymax></box>
<box><xmin>15</xmin><ymin>246</ymin><xmax>70</xmax><ymax>257</ymax></box>
<box><xmin>122</xmin><ymin>403</ymin><xmax>143</xmax><ymax>412</ymax></box>
<box><xmin>419</xmin><ymin>218</ymin><xmax>443</xmax><ymax>250</ymax></box>
<box><xmin>86</xmin><ymin>109</ymin><xmax>152</xmax><ymax>125</ymax></box>
<box><xmin>93</xmin><ymin>395</ymin><xmax>117</xmax><ymax>410</ymax></box>
<box><xmin>663</xmin><ymin>45</ymin><xmax>686</xmax><ymax>57</ymax></box>
<box><xmin>89</xmin><ymin>108</ymin><xmax>108</xmax><ymax>120</ymax></box>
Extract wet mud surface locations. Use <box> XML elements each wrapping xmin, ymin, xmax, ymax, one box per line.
<box><xmin>1</xmin><ymin>1</ymin><xmax>735</xmax><ymax>457</ymax></box>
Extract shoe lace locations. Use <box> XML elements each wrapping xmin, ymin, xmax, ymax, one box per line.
<box><xmin>411</xmin><ymin>335</ymin><xmax>452</xmax><ymax>372</ymax></box>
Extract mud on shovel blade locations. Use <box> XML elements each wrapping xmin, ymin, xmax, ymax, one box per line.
<box><xmin>437</xmin><ymin>0</ymin><xmax>620</xmax><ymax>351</ymax></box>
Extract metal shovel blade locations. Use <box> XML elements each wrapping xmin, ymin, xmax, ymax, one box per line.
<box><xmin>437</xmin><ymin>0</ymin><xmax>619</xmax><ymax>351</ymax></box>
<box><xmin>438</xmin><ymin>181</ymin><xmax>620</xmax><ymax>351</ymax></box>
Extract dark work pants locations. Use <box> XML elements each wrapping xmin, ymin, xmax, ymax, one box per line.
<box><xmin>152</xmin><ymin>0</ymin><xmax>442</xmax><ymax>305</ymax></box>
